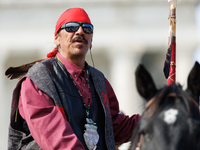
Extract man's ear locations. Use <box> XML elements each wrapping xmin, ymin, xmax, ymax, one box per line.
<box><xmin>54</xmin><ymin>34</ymin><xmax>60</xmax><ymax>46</ymax></box>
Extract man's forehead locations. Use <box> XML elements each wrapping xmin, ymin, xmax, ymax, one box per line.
<box><xmin>55</xmin><ymin>8</ymin><xmax>92</xmax><ymax>36</ymax></box>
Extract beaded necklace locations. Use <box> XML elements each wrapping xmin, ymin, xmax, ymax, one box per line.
<box><xmin>68</xmin><ymin>69</ymin><xmax>91</xmax><ymax>117</ymax></box>
<box><xmin>68</xmin><ymin>68</ymin><xmax>99</xmax><ymax>150</ymax></box>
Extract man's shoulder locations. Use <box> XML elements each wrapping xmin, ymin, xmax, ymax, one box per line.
<box><xmin>27</xmin><ymin>62</ymin><xmax>48</xmax><ymax>76</ymax></box>
<box><xmin>26</xmin><ymin>60</ymin><xmax>60</xmax><ymax>100</ymax></box>
<box><xmin>26</xmin><ymin>60</ymin><xmax>55</xmax><ymax>85</ymax></box>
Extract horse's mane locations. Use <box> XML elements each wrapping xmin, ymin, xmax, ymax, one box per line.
<box><xmin>144</xmin><ymin>83</ymin><xmax>194</xmax><ymax>120</ymax></box>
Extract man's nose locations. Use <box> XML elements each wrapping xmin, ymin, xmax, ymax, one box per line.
<box><xmin>76</xmin><ymin>26</ymin><xmax>84</xmax><ymax>34</ymax></box>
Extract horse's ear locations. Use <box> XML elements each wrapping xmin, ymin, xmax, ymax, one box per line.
<box><xmin>135</xmin><ymin>64</ymin><xmax>157</xmax><ymax>101</ymax></box>
<box><xmin>187</xmin><ymin>61</ymin><xmax>200</xmax><ymax>100</ymax></box>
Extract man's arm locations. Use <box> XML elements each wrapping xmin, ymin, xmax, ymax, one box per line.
<box><xmin>105</xmin><ymin>78</ymin><xmax>141</xmax><ymax>145</ymax></box>
<box><xmin>18</xmin><ymin>77</ymin><xmax>85</xmax><ymax>150</ymax></box>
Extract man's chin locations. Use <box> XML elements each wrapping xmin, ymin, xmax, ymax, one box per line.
<box><xmin>76</xmin><ymin>45</ymin><xmax>83</xmax><ymax>49</ymax></box>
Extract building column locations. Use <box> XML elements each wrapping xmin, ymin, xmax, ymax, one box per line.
<box><xmin>109</xmin><ymin>50</ymin><xmax>145</xmax><ymax>115</ymax></box>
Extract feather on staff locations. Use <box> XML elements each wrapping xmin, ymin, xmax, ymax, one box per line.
<box><xmin>5</xmin><ymin>48</ymin><xmax>58</xmax><ymax>80</ymax></box>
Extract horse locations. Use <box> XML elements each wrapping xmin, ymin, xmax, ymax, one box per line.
<box><xmin>129</xmin><ymin>61</ymin><xmax>200</xmax><ymax>150</ymax></box>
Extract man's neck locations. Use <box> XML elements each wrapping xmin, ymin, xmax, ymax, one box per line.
<box><xmin>58</xmin><ymin>52</ymin><xmax>85</xmax><ymax>69</ymax></box>
<box><xmin>70</xmin><ymin>58</ymin><xmax>85</xmax><ymax>69</ymax></box>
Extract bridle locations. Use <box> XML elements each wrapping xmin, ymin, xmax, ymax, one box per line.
<box><xmin>135</xmin><ymin>134</ymin><xmax>143</xmax><ymax>150</ymax></box>
<box><xmin>135</xmin><ymin>91</ymin><xmax>200</xmax><ymax>150</ymax></box>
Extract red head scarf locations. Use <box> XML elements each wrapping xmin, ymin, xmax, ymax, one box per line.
<box><xmin>47</xmin><ymin>8</ymin><xmax>92</xmax><ymax>58</ymax></box>
<box><xmin>54</xmin><ymin>8</ymin><xmax>92</xmax><ymax>36</ymax></box>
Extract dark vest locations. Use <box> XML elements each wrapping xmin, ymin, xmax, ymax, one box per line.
<box><xmin>8</xmin><ymin>57</ymin><xmax>116</xmax><ymax>150</ymax></box>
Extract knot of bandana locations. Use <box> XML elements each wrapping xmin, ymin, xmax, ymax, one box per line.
<box><xmin>47</xmin><ymin>47</ymin><xmax>58</xmax><ymax>58</ymax></box>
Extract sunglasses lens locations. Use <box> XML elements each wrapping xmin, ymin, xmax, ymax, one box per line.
<box><xmin>62</xmin><ymin>22</ymin><xmax>93</xmax><ymax>34</ymax></box>
<box><xmin>82</xmin><ymin>23</ymin><xmax>93</xmax><ymax>34</ymax></box>
<box><xmin>65</xmin><ymin>22</ymin><xmax>79</xmax><ymax>32</ymax></box>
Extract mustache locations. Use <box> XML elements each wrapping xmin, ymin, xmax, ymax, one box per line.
<box><xmin>71</xmin><ymin>35</ymin><xmax>88</xmax><ymax>44</ymax></box>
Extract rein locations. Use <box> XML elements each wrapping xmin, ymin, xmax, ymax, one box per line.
<box><xmin>135</xmin><ymin>91</ymin><xmax>200</xmax><ymax>150</ymax></box>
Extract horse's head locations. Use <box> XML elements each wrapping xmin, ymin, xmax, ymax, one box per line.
<box><xmin>130</xmin><ymin>62</ymin><xmax>200</xmax><ymax>150</ymax></box>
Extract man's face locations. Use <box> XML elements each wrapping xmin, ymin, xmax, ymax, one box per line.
<box><xmin>54</xmin><ymin>22</ymin><xmax>93</xmax><ymax>61</ymax></box>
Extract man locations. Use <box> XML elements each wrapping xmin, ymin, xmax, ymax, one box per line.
<box><xmin>8</xmin><ymin>8</ymin><xmax>141</xmax><ymax>150</ymax></box>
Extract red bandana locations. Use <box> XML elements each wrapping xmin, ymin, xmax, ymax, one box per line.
<box><xmin>54</xmin><ymin>8</ymin><xmax>92</xmax><ymax>36</ymax></box>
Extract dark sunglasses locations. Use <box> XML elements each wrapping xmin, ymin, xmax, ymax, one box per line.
<box><xmin>60</xmin><ymin>22</ymin><xmax>93</xmax><ymax>34</ymax></box>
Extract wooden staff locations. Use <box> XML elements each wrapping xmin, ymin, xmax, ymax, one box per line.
<box><xmin>164</xmin><ymin>0</ymin><xmax>177</xmax><ymax>85</ymax></box>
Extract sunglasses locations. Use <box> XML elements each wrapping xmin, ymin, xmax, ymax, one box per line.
<box><xmin>60</xmin><ymin>22</ymin><xmax>93</xmax><ymax>34</ymax></box>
